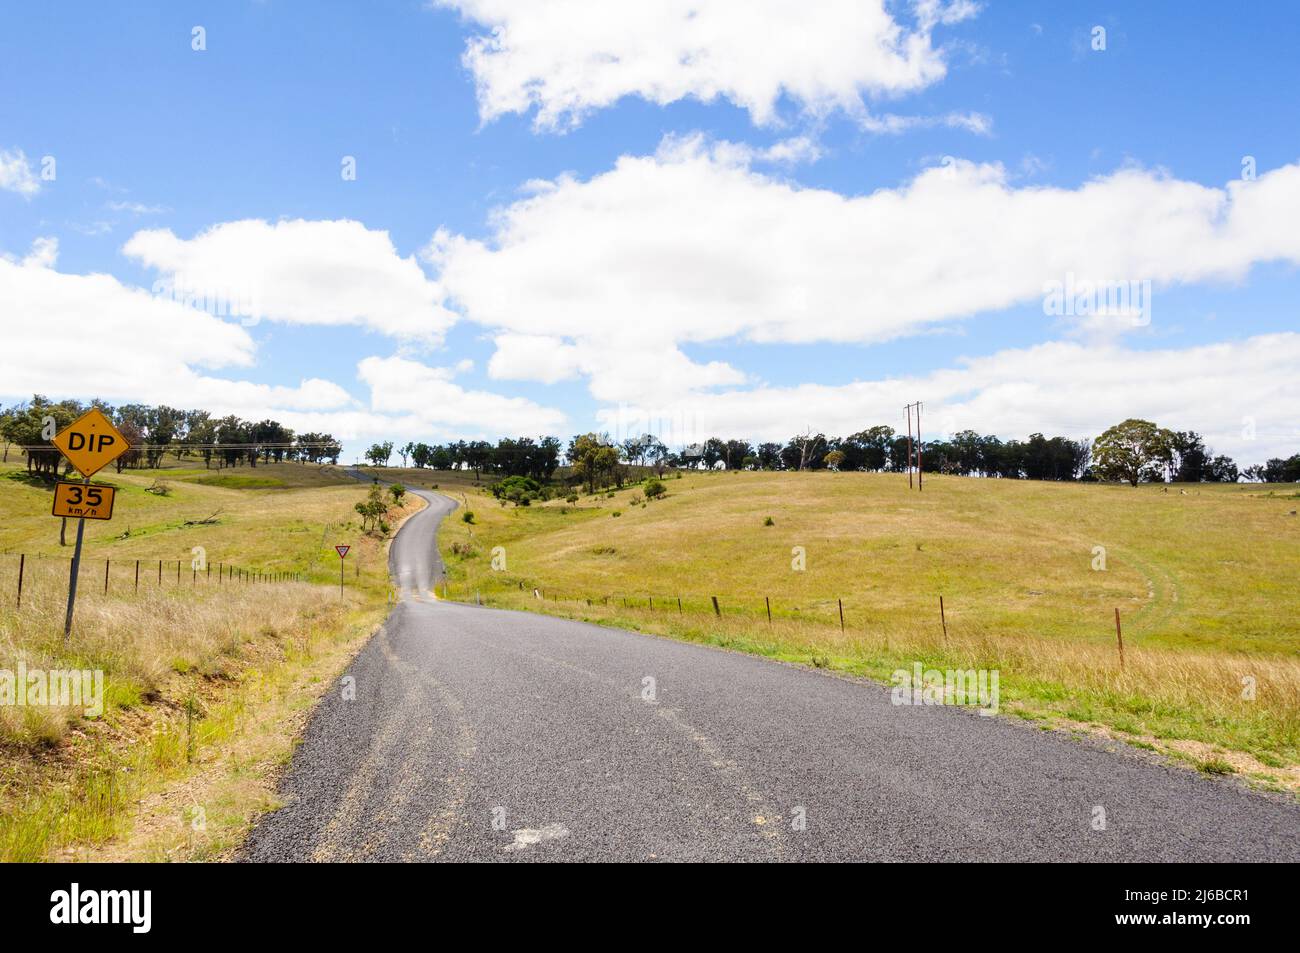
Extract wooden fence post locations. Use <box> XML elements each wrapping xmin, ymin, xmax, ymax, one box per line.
<box><xmin>1114</xmin><ymin>608</ymin><xmax>1125</xmax><ymax>669</ymax></box>
<box><xmin>134</xmin><ymin>559</ymin><xmax>140</xmax><ymax>594</ymax></box>
<box><xmin>104</xmin><ymin>559</ymin><xmax>110</xmax><ymax>595</ymax></box>
<box><xmin>838</xmin><ymin>598</ymin><xmax>845</xmax><ymax>632</ymax></box>
<box><xmin>16</xmin><ymin>554</ymin><xmax>24</xmax><ymax>609</ymax></box>
<box><xmin>940</xmin><ymin>595</ymin><xmax>948</xmax><ymax>641</ymax></box>
<box><xmin>712</xmin><ymin>596</ymin><xmax>720</xmax><ymax>617</ymax></box>
<box><xmin>766</xmin><ymin>596</ymin><xmax>771</xmax><ymax>623</ymax></box>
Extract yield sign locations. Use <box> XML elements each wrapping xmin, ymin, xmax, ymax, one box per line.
<box><xmin>52</xmin><ymin>408</ymin><xmax>130</xmax><ymax>478</ymax></box>
<box><xmin>335</xmin><ymin>545</ymin><xmax>350</xmax><ymax>559</ymax></box>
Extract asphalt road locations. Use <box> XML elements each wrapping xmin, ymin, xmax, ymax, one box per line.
<box><xmin>243</xmin><ymin>487</ymin><xmax>1300</xmax><ymax>862</ymax></box>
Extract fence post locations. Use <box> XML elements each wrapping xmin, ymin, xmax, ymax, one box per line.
<box><xmin>16</xmin><ymin>554</ymin><xmax>24</xmax><ymax>609</ymax></box>
<box><xmin>104</xmin><ymin>559</ymin><xmax>110</xmax><ymax>595</ymax></box>
<box><xmin>158</xmin><ymin>560</ymin><xmax>162</xmax><ymax>585</ymax></box>
<box><xmin>678</xmin><ymin>597</ymin><xmax>682</xmax><ymax>614</ymax></box>
<box><xmin>1114</xmin><ymin>608</ymin><xmax>1125</xmax><ymax>669</ymax></box>
<box><xmin>940</xmin><ymin>595</ymin><xmax>948</xmax><ymax>641</ymax></box>
<box><xmin>712</xmin><ymin>596</ymin><xmax>720</xmax><ymax>617</ymax></box>
<box><xmin>838</xmin><ymin>598</ymin><xmax>845</xmax><ymax>632</ymax></box>
<box><xmin>134</xmin><ymin>559</ymin><xmax>139</xmax><ymax>594</ymax></box>
<box><xmin>766</xmin><ymin>596</ymin><xmax>771</xmax><ymax>623</ymax></box>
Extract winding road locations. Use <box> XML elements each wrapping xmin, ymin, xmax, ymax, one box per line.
<box><xmin>242</xmin><ymin>488</ymin><xmax>1300</xmax><ymax>862</ymax></box>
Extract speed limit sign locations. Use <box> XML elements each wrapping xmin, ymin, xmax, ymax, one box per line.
<box><xmin>52</xmin><ymin>481</ymin><xmax>117</xmax><ymax>520</ymax></box>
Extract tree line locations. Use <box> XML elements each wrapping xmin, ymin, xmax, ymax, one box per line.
<box><xmin>8</xmin><ymin>393</ymin><xmax>1293</xmax><ymax>489</ymax></box>
<box><xmin>369</xmin><ymin>419</ymin><xmax>1298</xmax><ymax>490</ymax></box>
<box><xmin>0</xmin><ymin>395</ymin><xmax>342</xmax><ymax>478</ymax></box>
<box><xmin>365</xmin><ymin>437</ymin><xmax>565</xmax><ymax>482</ymax></box>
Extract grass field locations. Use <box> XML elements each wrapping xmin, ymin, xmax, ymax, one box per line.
<box><xmin>431</xmin><ymin>468</ymin><xmax>1300</xmax><ymax>789</ymax></box>
<box><xmin>0</xmin><ymin>459</ymin><xmax>413</xmax><ymax>860</ymax></box>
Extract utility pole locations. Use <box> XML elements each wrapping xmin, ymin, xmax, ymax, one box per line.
<box><xmin>904</xmin><ymin>401</ymin><xmax>924</xmax><ymax>490</ymax></box>
<box><xmin>905</xmin><ymin>404</ymin><xmax>914</xmax><ymax>489</ymax></box>
<box><xmin>917</xmin><ymin>401</ymin><xmax>923</xmax><ymax>491</ymax></box>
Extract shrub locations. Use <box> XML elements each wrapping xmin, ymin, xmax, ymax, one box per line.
<box><xmin>355</xmin><ymin>485</ymin><xmax>389</xmax><ymax>532</ymax></box>
<box><xmin>644</xmin><ymin>478</ymin><xmax>666</xmax><ymax>499</ymax></box>
<box><xmin>462</xmin><ymin>510</ymin><xmax>475</xmax><ymax>524</ymax></box>
<box><xmin>763</xmin><ymin>516</ymin><xmax>774</xmax><ymax>526</ymax></box>
<box><xmin>611</xmin><ymin>511</ymin><xmax>622</xmax><ymax>518</ymax></box>
<box><xmin>489</xmin><ymin>475</ymin><xmax>541</xmax><ymax>506</ymax></box>
<box><xmin>566</xmin><ymin>493</ymin><xmax>579</xmax><ymax>504</ymax></box>
<box><xmin>389</xmin><ymin>483</ymin><xmax>406</xmax><ymax>504</ymax></box>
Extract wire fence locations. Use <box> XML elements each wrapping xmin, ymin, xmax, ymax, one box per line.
<box><xmin>439</xmin><ymin>579</ymin><xmax>1131</xmax><ymax>663</ymax></box>
<box><xmin>0</xmin><ymin>551</ymin><xmax>304</xmax><ymax>611</ymax></box>
<box><xmin>444</xmin><ymin>578</ymin><xmax>884</xmax><ymax>632</ymax></box>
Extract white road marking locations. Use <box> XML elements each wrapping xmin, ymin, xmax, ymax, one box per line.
<box><xmin>504</xmin><ymin>823</ymin><xmax>570</xmax><ymax>852</ymax></box>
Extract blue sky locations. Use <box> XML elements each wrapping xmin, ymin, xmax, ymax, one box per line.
<box><xmin>2</xmin><ymin>1</ymin><xmax>1298</xmax><ymax>463</ymax></box>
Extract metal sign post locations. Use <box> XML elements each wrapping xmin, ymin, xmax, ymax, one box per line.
<box><xmin>63</xmin><ymin>476</ymin><xmax>89</xmax><ymax>641</ymax></box>
<box><xmin>335</xmin><ymin>545</ymin><xmax>350</xmax><ymax>597</ymax></box>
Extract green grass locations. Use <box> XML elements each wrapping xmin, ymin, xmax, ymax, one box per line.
<box><xmin>192</xmin><ymin>474</ymin><xmax>287</xmax><ymax>489</ymax></box>
<box><xmin>436</xmin><ymin>469</ymin><xmax>1300</xmax><ymax>774</ymax></box>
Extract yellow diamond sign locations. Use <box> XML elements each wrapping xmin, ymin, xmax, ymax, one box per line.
<box><xmin>51</xmin><ymin>408</ymin><xmax>130</xmax><ymax>478</ymax></box>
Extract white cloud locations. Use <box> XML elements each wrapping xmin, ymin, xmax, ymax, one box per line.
<box><xmin>0</xmin><ymin>236</ymin><xmax>563</xmax><ymax>447</ymax></box>
<box><xmin>426</xmin><ymin>138</ymin><xmax>1300</xmax><ymax>405</ymax></box>
<box><xmin>486</xmin><ymin>333</ymin><xmax>745</xmax><ymax>403</ymax></box>
<box><xmin>107</xmin><ymin>200</ymin><xmax>169</xmax><ymax>215</ymax></box>
<box><xmin>123</xmin><ymin>219</ymin><xmax>456</xmax><ymax>342</ymax></box>
<box><xmin>598</xmin><ymin>334</ymin><xmax>1300</xmax><ymax>463</ymax></box>
<box><xmin>0</xmin><ymin>148</ymin><xmax>40</xmax><ymax>197</ymax></box>
<box><xmin>1</xmin><ymin>239</ymin><xmax>253</xmax><ymax>383</ymax></box>
<box><xmin>358</xmin><ymin>355</ymin><xmax>567</xmax><ymax>436</ymax></box>
<box><xmin>436</xmin><ymin>0</ymin><xmax>978</xmax><ymax>130</ymax></box>
<box><xmin>756</xmin><ymin>136</ymin><xmax>824</xmax><ymax>165</ymax></box>
<box><xmin>860</xmin><ymin>110</ymin><xmax>992</xmax><ymax>135</ymax></box>
<box><xmin>15</xmin><ymin>236</ymin><xmax>59</xmax><ymax>269</ymax></box>
<box><xmin>0</xmin><ymin>242</ymin><xmax>357</xmax><ymax>425</ymax></box>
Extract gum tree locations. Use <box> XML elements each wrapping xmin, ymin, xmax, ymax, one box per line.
<box><xmin>1092</xmin><ymin>419</ymin><xmax>1175</xmax><ymax>486</ymax></box>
